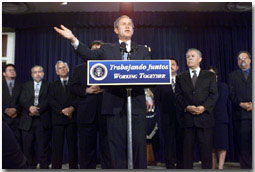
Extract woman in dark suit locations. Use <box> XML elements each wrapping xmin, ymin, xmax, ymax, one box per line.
<box><xmin>208</xmin><ymin>66</ymin><xmax>230</xmax><ymax>169</ymax></box>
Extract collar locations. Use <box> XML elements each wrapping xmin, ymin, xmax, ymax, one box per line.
<box><xmin>242</xmin><ymin>68</ymin><xmax>251</xmax><ymax>76</ymax></box>
<box><xmin>189</xmin><ymin>67</ymin><xmax>201</xmax><ymax>76</ymax></box>
<box><xmin>60</xmin><ymin>77</ymin><xmax>69</xmax><ymax>83</ymax></box>
<box><xmin>171</xmin><ymin>75</ymin><xmax>176</xmax><ymax>82</ymax></box>
<box><xmin>34</xmin><ymin>80</ymin><xmax>42</xmax><ymax>87</ymax></box>
<box><xmin>119</xmin><ymin>40</ymin><xmax>131</xmax><ymax>52</ymax></box>
<box><xmin>5</xmin><ymin>79</ymin><xmax>15</xmax><ymax>85</ymax></box>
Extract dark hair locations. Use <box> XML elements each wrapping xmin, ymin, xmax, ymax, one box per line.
<box><xmin>208</xmin><ymin>66</ymin><xmax>219</xmax><ymax>76</ymax></box>
<box><xmin>89</xmin><ymin>40</ymin><xmax>103</xmax><ymax>49</ymax></box>
<box><xmin>3</xmin><ymin>64</ymin><xmax>16</xmax><ymax>73</ymax></box>
<box><xmin>237</xmin><ymin>51</ymin><xmax>251</xmax><ymax>60</ymax></box>
<box><xmin>169</xmin><ymin>58</ymin><xmax>179</xmax><ymax>66</ymax></box>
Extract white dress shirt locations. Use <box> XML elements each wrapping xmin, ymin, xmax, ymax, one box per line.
<box><xmin>189</xmin><ymin>67</ymin><xmax>201</xmax><ymax>78</ymax></box>
<box><xmin>119</xmin><ymin>40</ymin><xmax>131</xmax><ymax>52</ymax></box>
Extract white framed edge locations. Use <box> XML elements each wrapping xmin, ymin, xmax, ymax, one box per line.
<box><xmin>2</xmin><ymin>32</ymin><xmax>16</xmax><ymax>64</ymax></box>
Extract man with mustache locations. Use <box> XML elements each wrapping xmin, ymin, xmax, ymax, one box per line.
<box><xmin>228</xmin><ymin>51</ymin><xmax>252</xmax><ymax>169</ymax></box>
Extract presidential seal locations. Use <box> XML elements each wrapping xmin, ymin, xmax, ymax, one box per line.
<box><xmin>90</xmin><ymin>63</ymin><xmax>108</xmax><ymax>81</ymax></box>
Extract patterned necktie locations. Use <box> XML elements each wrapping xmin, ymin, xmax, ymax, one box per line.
<box><xmin>9</xmin><ymin>82</ymin><xmax>13</xmax><ymax>96</ymax></box>
<box><xmin>172</xmin><ymin>78</ymin><xmax>175</xmax><ymax>93</ymax></box>
<box><xmin>192</xmin><ymin>70</ymin><xmax>198</xmax><ymax>87</ymax></box>
<box><xmin>34</xmin><ymin>83</ymin><xmax>40</xmax><ymax>106</ymax></box>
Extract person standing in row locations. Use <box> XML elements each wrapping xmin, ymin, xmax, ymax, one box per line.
<box><xmin>208</xmin><ymin>66</ymin><xmax>230</xmax><ymax>169</ymax></box>
<box><xmin>228</xmin><ymin>51</ymin><xmax>252</xmax><ymax>169</ymax></box>
<box><xmin>49</xmin><ymin>61</ymin><xmax>78</xmax><ymax>169</ymax></box>
<box><xmin>2</xmin><ymin>64</ymin><xmax>23</xmax><ymax>146</ymax></box>
<box><xmin>175</xmin><ymin>48</ymin><xmax>218</xmax><ymax>169</ymax></box>
<box><xmin>19</xmin><ymin>65</ymin><xmax>51</xmax><ymax>169</ymax></box>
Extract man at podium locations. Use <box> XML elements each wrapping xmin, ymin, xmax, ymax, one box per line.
<box><xmin>54</xmin><ymin>15</ymin><xmax>151</xmax><ymax>169</ymax></box>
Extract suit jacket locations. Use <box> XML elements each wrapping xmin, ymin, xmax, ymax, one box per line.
<box><xmin>19</xmin><ymin>80</ymin><xmax>51</xmax><ymax>131</ymax></box>
<box><xmin>175</xmin><ymin>70</ymin><xmax>218</xmax><ymax>128</ymax></box>
<box><xmin>2</xmin><ymin>122</ymin><xmax>28</xmax><ymax>169</ymax></box>
<box><xmin>2</xmin><ymin>79</ymin><xmax>23</xmax><ymax>125</ymax></box>
<box><xmin>49</xmin><ymin>79</ymin><xmax>77</xmax><ymax>125</ymax></box>
<box><xmin>155</xmin><ymin>85</ymin><xmax>181</xmax><ymax>123</ymax></box>
<box><xmin>74</xmin><ymin>41</ymin><xmax>151</xmax><ymax>116</ymax></box>
<box><xmin>70</xmin><ymin>63</ymin><xmax>103</xmax><ymax>124</ymax></box>
<box><xmin>228</xmin><ymin>69</ymin><xmax>252</xmax><ymax>120</ymax></box>
<box><xmin>214</xmin><ymin>82</ymin><xmax>230</xmax><ymax>123</ymax></box>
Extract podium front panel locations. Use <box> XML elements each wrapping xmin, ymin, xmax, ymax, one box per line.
<box><xmin>87</xmin><ymin>60</ymin><xmax>171</xmax><ymax>86</ymax></box>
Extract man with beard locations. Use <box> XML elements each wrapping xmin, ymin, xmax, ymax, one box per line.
<box><xmin>228</xmin><ymin>51</ymin><xmax>252</xmax><ymax>169</ymax></box>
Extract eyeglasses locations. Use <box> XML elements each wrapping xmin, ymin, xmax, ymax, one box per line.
<box><xmin>6</xmin><ymin>69</ymin><xmax>16</xmax><ymax>72</ymax></box>
<box><xmin>238</xmin><ymin>56</ymin><xmax>249</xmax><ymax>60</ymax></box>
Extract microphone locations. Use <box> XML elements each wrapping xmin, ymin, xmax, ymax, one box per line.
<box><xmin>131</xmin><ymin>42</ymin><xmax>138</xmax><ymax>54</ymax></box>
<box><xmin>120</xmin><ymin>42</ymin><xmax>127</xmax><ymax>56</ymax></box>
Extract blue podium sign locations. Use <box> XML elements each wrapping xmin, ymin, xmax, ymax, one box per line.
<box><xmin>87</xmin><ymin>60</ymin><xmax>171</xmax><ymax>85</ymax></box>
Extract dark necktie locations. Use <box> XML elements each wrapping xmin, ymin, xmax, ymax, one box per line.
<box><xmin>121</xmin><ymin>43</ymin><xmax>128</xmax><ymax>60</ymax></box>
<box><xmin>243</xmin><ymin>71</ymin><xmax>248</xmax><ymax>80</ymax></box>
<box><xmin>63</xmin><ymin>80</ymin><xmax>68</xmax><ymax>93</ymax></box>
<box><xmin>9</xmin><ymin>82</ymin><xmax>13</xmax><ymax>96</ymax></box>
<box><xmin>192</xmin><ymin>70</ymin><xmax>198</xmax><ymax>87</ymax></box>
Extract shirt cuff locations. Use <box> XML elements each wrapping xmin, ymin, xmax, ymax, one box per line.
<box><xmin>71</xmin><ymin>39</ymin><xmax>79</xmax><ymax>50</ymax></box>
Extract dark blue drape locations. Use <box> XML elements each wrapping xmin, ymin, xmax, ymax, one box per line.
<box><xmin>3</xmin><ymin>11</ymin><xmax>251</xmax><ymax>163</ymax></box>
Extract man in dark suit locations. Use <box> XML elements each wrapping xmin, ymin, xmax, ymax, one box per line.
<box><xmin>55</xmin><ymin>15</ymin><xmax>150</xmax><ymax>169</ymax></box>
<box><xmin>69</xmin><ymin>40</ymin><xmax>111</xmax><ymax>169</ymax></box>
<box><xmin>175</xmin><ymin>48</ymin><xmax>218</xmax><ymax>169</ymax></box>
<box><xmin>228</xmin><ymin>51</ymin><xmax>252</xmax><ymax>169</ymax></box>
<box><xmin>70</xmin><ymin>62</ymin><xmax>110</xmax><ymax>169</ymax></box>
<box><xmin>155</xmin><ymin>58</ymin><xmax>183</xmax><ymax>169</ymax></box>
<box><xmin>2</xmin><ymin>121</ymin><xmax>28</xmax><ymax>169</ymax></box>
<box><xmin>19</xmin><ymin>65</ymin><xmax>51</xmax><ymax>169</ymax></box>
<box><xmin>49</xmin><ymin>61</ymin><xmax>78</xmax><ymax>169</ymax></box>
<box><xmin>2</xmin><ymin>64</ymin><xmax>23</xmax><ymax>146</ymax></box>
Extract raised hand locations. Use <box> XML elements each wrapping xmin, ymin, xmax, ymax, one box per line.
<box><xmin>54</xmin><ymin>25</ymin><xmax>77</xmax><ymax>43</ymax></box>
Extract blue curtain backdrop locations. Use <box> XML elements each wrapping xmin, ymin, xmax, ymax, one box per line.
<box><xmin>3</xmin><ymin>11</ymin><xmax>252</xmax><ymax>163</ymax></box>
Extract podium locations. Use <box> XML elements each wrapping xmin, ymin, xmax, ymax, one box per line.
<box><xmin>88</xmin><ymin>60</ymin><xmax>171</xmax><ymax>169</ymax></box>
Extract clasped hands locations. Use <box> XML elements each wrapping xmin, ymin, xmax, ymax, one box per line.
<box><xmin>86</xmin><ymin>85</ymin><xmax>104</xmax><ymax>94</ymax></box>
<box><xmin>5</xmin><ymin>108</ymin><xmax>17</xmax><ymax>118</ymax></box>
<box><xmin>29</xmin><ymin>106</ymin><xmax>40</xmax><ymax>116</ymax></box>
<box><xmin>186</xmin><ymin>105</ymin><xmax>205</xmax><ymax>115</ymax></box>
<box><xmin>61</xmin><ymin>107</ymin><xmax>74</xmax><ymax>119</ymax></box>
<box><xmin>240</xmin><ymin>102</ymin><xmax>252</xmax><ymax>112</ymax></box>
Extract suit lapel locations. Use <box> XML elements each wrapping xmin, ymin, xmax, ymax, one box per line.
<box><xmin>247</xmin><ymin>69</ymin><xmax>252</xmax><ymax>82</ymax></box>
<box><xmin>129</xmin><ymin>42</ymin><xmax>138</xmax><ymax>60</ymax></box>
<box><xmin>39</xmin><ymin>80</ymin><xmax>46</xmax><ymax>97</ymax></box>
<box><xmin>195</xmin><ymin>70</ymin><xmax>205</xmax><ymax>89</ymax></box>
<box><xmin>238</xmin><ymin>70</ymin><xmax>248</xmax><ymax>83</ymax></box>
<box><xmin>183</xmin><ymin>71</ymin><xmax>194</xmax><ymax>89</ymax></box>
<box><xmin>12</xmin><ymin>80</ymin><xmax>19</xmax><ymax>98</ymax></box>
<box><xmin>3</xmin><ymin>79</ymin><xmax>11</xmax><ymax>99</ymax></box>
<box><xmin>29</xmin><ymin>81</ymin><xmax>35</xmax><ymax>98</ymax></box>
<box><xmin>57</xmin><ymin>80</ymin><xmax>65</xmax><ymax>94</ymax></box>
<box><xmin>112</xmin><ymin>42</ymin><xmax>122</xmax><ymax>60</ymax></box>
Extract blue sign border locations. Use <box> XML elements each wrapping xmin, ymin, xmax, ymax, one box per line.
<box><xmin>87</xmin><ymin>60</ymin><xmax>172</xmax><ymax>86</ymax></box>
